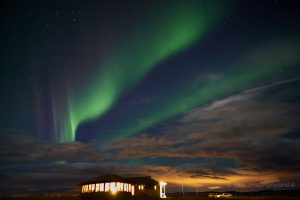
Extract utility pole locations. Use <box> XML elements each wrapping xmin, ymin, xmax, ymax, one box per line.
<box><xmin>181</xmin><ymin>168</ymin><xmax>184</xmax><ymax>197</ymax></box>
<box><xmin>194</xmin><ymin>168</ymin><xmax>198</xmax><ymax>197</ymax></box>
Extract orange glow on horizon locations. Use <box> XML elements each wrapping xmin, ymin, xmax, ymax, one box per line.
<box><xmin>150</xmin><ymin>168</ymin><xmax>282</xmax><ymax>191</ymax></box>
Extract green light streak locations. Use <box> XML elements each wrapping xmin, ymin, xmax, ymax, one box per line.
<box><xmin>59</xmin><ymin>1</ymin><xmax>228</xmax><ymax>142</ymax></box>
<box><xmin>106</xmin><ymin>39</ymin><xmax>300</xmax><ymax>141</ymax></box>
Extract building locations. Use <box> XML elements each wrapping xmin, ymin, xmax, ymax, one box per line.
<box><xmin>80</xmin><ymin>173</ymin><xmax>167</xmax><ymax>199</ymax></box>
<box><xmin>126</xmin><ymin>176</ymin><xmax>166</xmax><ymax>198</ymax></box>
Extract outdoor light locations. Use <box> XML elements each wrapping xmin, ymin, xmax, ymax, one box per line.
<box><xmin>110</xmin><ymin>187</ymin><xmax>117</xmax><ymax>195</ymax></box>
<box><xmin>110</xmin><ymin>183</ymin><xmax>117</xmax><ymax>195</ymax></box>
<box><xmin>159</xmin><ymin>181</ymin><xmax>167</xmax><ymax>186</ymax></box>
<box><xmin>159</xmin><ymin>181</ymin><xmax>167</xmax><ymax>198</ymax></box>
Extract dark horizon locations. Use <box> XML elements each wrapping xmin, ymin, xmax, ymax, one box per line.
<box><xmin>4</xmin><ymin>189</ymin><xmax>300</xmax><ymax>198</ymax></box>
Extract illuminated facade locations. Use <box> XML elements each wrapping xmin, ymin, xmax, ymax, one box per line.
<box><xmin>80</xmin><ymin>173</ymin><xmax>167</xmax><ymax>198</ymax></box>
<box><xmin>81</xmin><ymin>182</ymin><xmax>134</xmax><ymax>195</ymax></box>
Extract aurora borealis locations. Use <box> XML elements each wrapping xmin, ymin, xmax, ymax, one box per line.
<box><xmin>64</xmin><ymin>1</ymin><xmax>228</xmax><ymax>143</ymax></box>
<box><xmin>1</xmin><ymin>0</ymin><xmax>300</xmax><ymax>195</ymax></box>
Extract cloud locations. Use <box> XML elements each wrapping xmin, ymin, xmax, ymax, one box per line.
<box><xmin>0</xmin><ymin>130</ymin><xmax>105</xmax><ymax>164</ymax></box>
<box><xmin>191</xmin><ymin>174</ymin><xmax>226</xmax><ymax>180</ymax></box>
<box><xmin>0</xmin><ymin>130</ymin><xmax>113</xmax><ymax>194</ymax></box>
<box><xmin>105</xmin><ymin>78</ymin><xmax>300</xmax><ymax>185</ymax></box>
<box><xmin>0</xmin><ymin>131</ymin><xmax>177</xmax><ymax>194</ymax></box>
<box><xmin>1</xmin><ymin>79</ymin><xmax>300</xmax><ymax>194</ymax></box>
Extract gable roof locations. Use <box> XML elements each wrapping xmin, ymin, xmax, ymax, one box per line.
<box><xmin>81</xmin><ymin>173</ymin><xmax>127</xmax><ymax>185</ymax></box>
<box><xmin>126</xmin><ymin>176</ymin><xmax>159</xmax><ymax>186</ymax></box>
<box><xmin>81</xmin><ymin>174</ymin><xmax>159</xmax><ymax>186</ymax></box>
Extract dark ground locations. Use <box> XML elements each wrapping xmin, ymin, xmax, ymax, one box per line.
<box><xmin>1</xmin><ymin>190</ymin><xmax>299</xmax><ymax>200</ymax></box>
<box><xmin>0</xmin><ymin>196</ymin><xmax>300</xmax><ymax>200</ymax></box>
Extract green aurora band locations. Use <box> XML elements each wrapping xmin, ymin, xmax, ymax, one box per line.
<box><xmin>56</xmin><ymin>1</ymin><xmax>229</xmax><ymax>142</ymax></box>
<box><xmin>100</xmin><ymin>38</ymin><xmax>300</xmax><ymax>144</ymax></box>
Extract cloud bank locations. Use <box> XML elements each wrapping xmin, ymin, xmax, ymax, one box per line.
<box><xmin>1</xmin><ymin>79</ymin><xmax>300</xmax><ymax>194</ymax></box>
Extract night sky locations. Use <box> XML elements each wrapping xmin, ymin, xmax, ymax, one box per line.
<box><xmin>1</xmin><ymin>0</ymin><xmax>300</xmax><ymax>195</ymax></box>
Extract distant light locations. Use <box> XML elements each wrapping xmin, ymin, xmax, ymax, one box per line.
<box><xmin>154</xmin><ymin>185</ymin><xmax>157</xmax><ymax>190</ymax></box>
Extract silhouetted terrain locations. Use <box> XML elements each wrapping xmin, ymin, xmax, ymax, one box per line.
<box><xmin>0</xmin><ymin>190</ymin><xmax>299</xmax><ymax>200</ymax></box>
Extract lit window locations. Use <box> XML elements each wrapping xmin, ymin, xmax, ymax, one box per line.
<box><xmin>100</xmin><ymin>183</ymin><xmax>104</xmax><ymax>192</ymax></box>
<box><xmin>154</xmin><ymin>185</ymin><xmax>157</xmax><ymax>190</ymax></box>
<box><xmin>131</xmin><ymin>185</ymin><xmax>135</xmax><ymax>196</ymax></box>
<box><xmin>110</xmin><ymin>182</ymin><xmax>117</xmax><ymax>194</ymax></box>
<box><xmin>116</xmin><ymin>182</ymin><xmax>121</xmax><ymax>191</ymax></box>
<box><xmin>120</xmin><ymin>183</ymin><xmax>124</xmax><ymax>191</ymax></box>
<box><xmin>91</xmin><ymin>184</ymin><xmax>95</xmax><ymax>192</ymax></box>
<box><xmin>95</xmin><ymin>183</ymin><xmax>100</xmax><ymax>192</ymax></box>
<box><xmin>105</xmin><ymin>183</ymin><xmax>109</xmax><ymax>191</ymax></box>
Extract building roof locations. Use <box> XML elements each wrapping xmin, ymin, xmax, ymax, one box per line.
<box><xmin>81</xmin><ymin>173</ymin><xmax>127</xmax><ymax>185</ymax></box>
<box><xmin>126</xmin><ymin>176</ymin><xmax>159</xmax><ymax>186</ymax></box>
<box><xmin>81</xmin><ymin>173</ymin><xmax>159</xmax><ymax>186</ymax></box>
